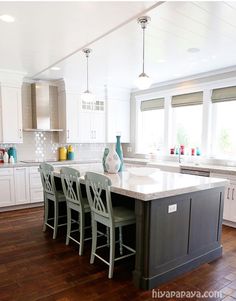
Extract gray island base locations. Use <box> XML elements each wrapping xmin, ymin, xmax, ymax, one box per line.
<box><xmin>53</xmin><ymin>165</ymin><xmax>227</xmax><ymax>290</ymax></box>
<box><xmin>133</xmin><ymin>187</ymin><xmax>224</xmax><ymax>290</ymax></box>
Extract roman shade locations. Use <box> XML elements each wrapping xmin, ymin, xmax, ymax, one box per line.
<box><xmin>211</xmin><ymin>86</ymin><xmax>236</xmax><ymax>103</ymax></box>
<box><xmin>140</xmin><ymin>98</ymin><xmax>164</xmax><ymax>111</ymax></box>
<box><xmin>171</xmin><ymin>91</ymin><xmax>203</xmax><ymax>107</ymax></box>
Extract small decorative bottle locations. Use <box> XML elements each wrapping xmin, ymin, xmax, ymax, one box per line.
<box><xmin>105</xmin><ymin>144</ymin><xmax>121</xmax><ymax>174</ymax></box>
<box><xmin>115</xmin><ymin>135</ymin><xmax>123</xmax><ymax>171</ymax></box>
<box><xmin>3</xmin><ymin>151</ymin><xmax>9</xmax><ymax>163</ymax></box>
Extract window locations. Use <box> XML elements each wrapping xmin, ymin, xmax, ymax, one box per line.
<box><xmin>171</xmin><ymin>105</ymin><xmax>203</xmax><ymax>150</ymax></box>
<box><xmin>138</xmin><ymin>98</ymin><xmax>164</xmax><ymax>154</ymax></box>
<box><xmin>211</xmin><ymin>101</ymin><xmax>236</xmax><ymax>158</ymax></box>
<box><xmin>139</xmin><ymin>109</ymin><xmax>164</xmax><ymax>153</ymax></box>
<box><xmin>171</xmin><ymin>92</ymin><xmax>203</xmax><ymax>152</ymax></box>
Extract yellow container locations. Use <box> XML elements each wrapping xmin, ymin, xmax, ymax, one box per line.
<box><xmin>59</xmin><ymin>147</ymin><xmax>67</xmax><ymax>161</ymax></box>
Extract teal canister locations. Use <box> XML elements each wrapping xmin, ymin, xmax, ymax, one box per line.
<box><xmin>8</xmin><ymin>147</ymin><xmax>17</xmax><ymax>162</ymax></box>
<box><xmin>115</xmin><ymin>135</ymin><xmax>123</xmax><ymax>172</ymax></box>
<box><xmin>102</xmin><ymin>148</ymin><xmax>109</xmax><ymax>172</ymax></box>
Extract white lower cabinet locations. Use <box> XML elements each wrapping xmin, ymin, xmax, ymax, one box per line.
<box><xmin>29</xmin><ymin>166</ymin><xmax>44</xmax><ymax>203</ymax></box>
<box><xmin>211</xmin><ymin>172</ymin><xmax>236</xmax><ymax>224</ymax></box>
<box><xmin>0</xmin><ymin>166</ymin><xmax>44</xmax><ymax>209</ymax></box>
<box><xmin>0</xmin><ymin>169</ymin><xmax>15</xmax><ymax>207</ymax></box>
<box><xmin>14</xmin><ymin>167</ymin><xmax>30</xmax><ymax>205</ymax></box>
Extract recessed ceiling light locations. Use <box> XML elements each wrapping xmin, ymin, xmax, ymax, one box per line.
<box><xmin>158</xmin><ymin>59</ymin><xmax>166</xmax><ymax>63</ymax></box>
<box><xmin>187</xmin><ymin>48</ymin><xmax>200</xmax><ymax>53</ymax></box>
<box><xmin>50</xmin><ymin>67</ymin><xmax>60</xmax><ymax>71</ymax></box>
<box><xmin>0</xmin><ymin>14</ymin><xmax>15</xmax><ymax>23</ymax></box>
<box><xmin>211</xmin><ymin>55</ymin><xmax>217</xmax><ymax>59</ymax></box>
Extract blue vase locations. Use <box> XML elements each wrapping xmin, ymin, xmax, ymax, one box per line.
<box><xmin>115</xmin><ymin>135</ymin><xmax>123</xmax><ymax>171</ymax></box>
<box><xmin>102</xmin><ymin>148</ymin><xmax>109</xmax><ymax>172</ymax></box>
<box><xmin>8</xmin><ymin>147</ymin><xmax>17</xmax><ymax>162</ymax></box>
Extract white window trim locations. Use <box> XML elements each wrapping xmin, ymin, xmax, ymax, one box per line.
<box><xmin>134</xmin><ymin>76</ymin><xmax>236</xmax><ymax>159</ymax></box>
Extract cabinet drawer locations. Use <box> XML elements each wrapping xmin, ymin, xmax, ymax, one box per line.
<box><xmin>29</xmin><ymin>166</ymin><xmax>40</xmax><ymax>174</ymax></box>
<box><xmin>0</xmin><ymin>168</ymin><xmax>13</xmax><ymax>176</ymax></box>
<box><xmin>30</xmin><ymin>188</ymin><xmax>43</xmax><ymax>203</ymax></box>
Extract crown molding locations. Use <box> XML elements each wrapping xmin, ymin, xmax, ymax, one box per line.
<box><xmin>0</xmin><ymin>69</ymin><xmax>27</xmax><ymax>88</ymax></box>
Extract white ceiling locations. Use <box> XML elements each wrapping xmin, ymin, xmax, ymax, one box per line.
<box><xmin>1</xmin><ymin>1</ymin><xmax>236</xmax><ymax>90</ymax></box>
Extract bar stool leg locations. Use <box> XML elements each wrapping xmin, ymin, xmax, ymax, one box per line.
<box><xmin>53</xmin><ymin>201</ymin><xmax>58</xmax><ymax>239</ymax></box>
<box><xmin>119</xmin><ymin>226</ymin><xmax>123</xmax><ymax>255</ymax></box>
<box><xmin>66</xmin><ymin>206</ymin><xmax>71</xmax><ymax>245</ymax></box>
<box><xmin>108</xmin><ymin>226</ymin><xmax>115</xmax><ymax>279</ymax></box>
<box><xmin>79</xmin><ymin>212</ymin><xmax>85</xmax><ymax>256</ymax></box>
<box><xmin>90</xmin><ymin>219</ymin><xmax>97</xmax><ymax>264</ymax></box>
<box><xmin>43</xmin><ymin>196</ymin><xmax>48</xmax><ymax>232</ymax></box>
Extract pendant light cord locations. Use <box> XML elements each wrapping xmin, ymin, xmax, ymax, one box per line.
<box><xmin>86</xmin><ymin>52</ymin><xmax>89</xmax><ymax>91</ymax></box>
<box><xmin>142</xmin><ymin>25</ymin><xmax>145</xmax><ymax>74</ymax></box>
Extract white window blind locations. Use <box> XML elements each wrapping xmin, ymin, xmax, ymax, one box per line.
<box><xmin>212</xmin><ymin>86</ymin><xmax>236</xmax><ymax>103</ymax></box>
<box><xmin>140</xmin><ymin>98</ymin><xmax>164</xmax><ymax>111</ymax></box>
<box><xmin>171</xmin><ymin>91</ymin><xmax>203</xmax><ymax>107</ymax></box>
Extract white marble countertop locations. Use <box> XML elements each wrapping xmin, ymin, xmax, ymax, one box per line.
<box><xmin>54</xmin><ymin>163</ymin><xmax>228</xmax><ymax>201</ymax></box>
<box><xmin>125</xmin><ymin>157</ymin><xmax>236</xmax><ymax>176</ymax></box>
<box><xmin>0</xmin><ymin>159</ymin><xmax>100</xmax><ymax>168</ymax></box>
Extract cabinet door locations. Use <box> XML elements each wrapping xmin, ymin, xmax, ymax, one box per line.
<box><xmin>91</xmin><ymin>112</ymin><xmax>105</xmax><ymax>143</ymax></box>
<box><xmin>229</xmin><ymin>184</ymin><xmax>236</xmax><ymax>222</ymax></box>
<box><xmin>1</xmin><ymin>87</ymin><xmax>23</xmax><ymax>143</ymax></box>
<box><xmin>14</xmin><ymin>167</ymin><xmax>30</xmax><ymax>205</ymax></box>
<box><xmin>0</xmin><ymin>170</ymin><xmax>15</xmax><ymax>207</ymax></box>
<box><xmin>107</xmin><ymin>100</ymin><xmax>130</xmax><ymax>143</ymax></box>
<box><xmin>78</xmin><ymin>112</ymin><xmax>92</xmax><ymax>143</ymax></box>
<box><xmin>65</xmin><ymin>93</ymin><xmax>80</xmax><ymax>143</ymax></box>
<box><xmin>223</xmin><ymin>184</ymin><xmax>232</xmax><ymax>221</ymax></box>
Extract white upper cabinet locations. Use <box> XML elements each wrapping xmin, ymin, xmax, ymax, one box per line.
<box><xmin>106</xmin><ymin>87</ymin><xmax>130</xmax><ymax>143</ymax></box>
<box><xmin>0</xmin><ymin>70</ymin><xmax>24</xmax><ymax>144</ymax></box>
<box><xmin>58</xmin><ymin>81</ymin><xmax>81</xmax><ymax>143</ymax></box>
<box><xmin>78</xmin><ymin>99</ymin><xmax>106</xmax><ymax>143</ymax></box>
<box><xmin>58</xmin><ymin>80</ymin><xmax>106</xmax><ymax>144</ymax></box>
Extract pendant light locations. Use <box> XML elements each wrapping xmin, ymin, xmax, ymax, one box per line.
<box><xmin>136</xmin><ymin>16</ymin><xmax>152</xmax><ymax>90</ymax></box>
<box><xmin>81</xmin><ymin>48</ymin><xmax>95</xmax><ymax>102</ymax></box>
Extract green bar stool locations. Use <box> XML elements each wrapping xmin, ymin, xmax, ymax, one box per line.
<box><xmin>39</xmin><ymin>163</ymin><xmax>67</xmax><ymax>239</ymax></box>
<box><xmin>85</xmin><ymin>171</ymin><xmax>136</xmax><ymax>279</ymax></box>
<box><xmin>60</xmin><ymin>167</ymin><xmax>91</xmax><ymax>256</ymax></box>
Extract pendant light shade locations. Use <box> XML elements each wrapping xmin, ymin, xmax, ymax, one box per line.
<box><xmin>136</xmin><ymin>72</ymin><xmax>152</xmax><ymax>90</ymax></box>
<box><xmin>136</xmin><ymin>16</ymin><xmax>152</xmax><ymax>90</ymax></box>
<box><xmin>81</xmin><ymin>48</ymin><xmax>95</xmax><ymax>102</ymax></box>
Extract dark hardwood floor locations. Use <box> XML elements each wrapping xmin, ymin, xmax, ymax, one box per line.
<box><xmin>1</xmin><ymin>207</ymin><xmax>236</xmax><ymax>301</ymax></box>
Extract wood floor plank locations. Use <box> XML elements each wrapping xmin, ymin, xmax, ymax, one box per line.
<box><xmin>1</xmin><ymin>207</ymin><xmax>236</xmax><ymax>300</ymax></box>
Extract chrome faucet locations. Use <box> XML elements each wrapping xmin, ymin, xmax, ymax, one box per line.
<box><xmin>178</xmin><ymin>151</ymin><xmax>182</xmax><ymax>164</ymax></box>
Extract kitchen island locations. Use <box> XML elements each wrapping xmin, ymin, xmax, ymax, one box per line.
<box><xmin>54</xmin><ymin>164</ymin><xmax>228</xmax><ymax>290</ymax></box>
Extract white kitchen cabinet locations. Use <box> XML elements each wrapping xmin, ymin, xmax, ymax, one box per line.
<box><xmin>0</xmin><ymin>86</ymin><xmax>23</xmax><ymax>143</ymax></box>
<box><xmin>58</xmin><ymin>80</ymin><xmax>106</xmax><ymax>143</ymax></box>
<box><xmin>210</xmin><ymin>172</ymin><xmax>236</xmax><ymax>223</ymax></box>
<box><xmin>107</xmin><ymin>99</ymin><xmax>130</xmax><ymax>143</ymax></box>
<box><xmin>14</xmin><ymin>167</ymin><xmax>30</xmax><ymax>205</ymax></box>
<box><xmin>29</xmin><ymin>166</ymin><xmax>43</xmax><ymax>203</ymax></box>
<box><xmin>0</xmin><ymin>168</ymin><xmax>15</xmax><ymax>207</ymax></box>
<box><xmin>78</xmin><ymin>108</ymin><xmax>105</xmax><ymax>143</ymax></box>
<box><xmin>58</xmin><ymin>89</ymin><xmax>81</xmax><ymax>144</ymax></box>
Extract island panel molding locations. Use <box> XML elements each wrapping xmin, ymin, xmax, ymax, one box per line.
<box><xmin>133</xmin><ymin>186</ymin><xmax>224</xmax><ymax>289</ymax></box>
